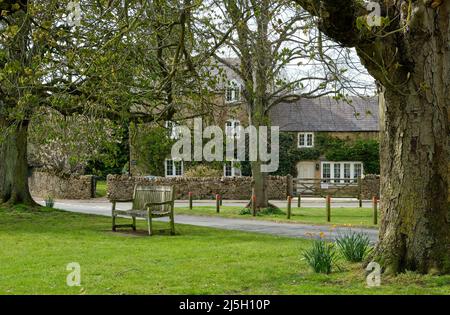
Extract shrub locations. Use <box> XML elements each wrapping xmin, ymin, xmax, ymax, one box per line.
<box><xmin>302</xmin><ymin>239</ymin><xmax>338</xmax><ymax>274</ymax></box>
<box><xmin>184</xmin><ymin>164</ymin><xmax>222</xmax><ymax>177</ymax></box>
<box><xmin>259</xmin><ymin>206</ymin><xmax>285</xmax><ymax>215</ymax></box>
<box><xmin>336</xmin><ymin>231</ymin><xmax>372</xmax><ymax>262</ymax></box>
<box><xmin>239</xmin><ymin>208</ymin><xmax>251</xmax><ymax>215</ymax></box>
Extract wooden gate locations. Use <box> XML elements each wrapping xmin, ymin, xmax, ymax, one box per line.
<box><xmin>286</xmin><ymin>175</ymin><xmax>363</xmax><ymax>205</ymax></box>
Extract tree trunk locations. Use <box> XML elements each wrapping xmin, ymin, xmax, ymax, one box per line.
<box><xmin>367</xmin><ymin>4</ymin><xmax>450</xmax><ymax>273</ymax></box>
<box><xmin>251</xmin><ymin>159</ymin><xmax>269</xmax><ymax>209</ymax></box>
<box><xmin>0</xmin><ymin>119</ymin><xmax>36</xmax><ymax>206</ymax></box>
<box><xmin>372</xmin><ymin>87</ymin><xmax>450</xmax><ymax>274</ymax></box>
<box><xmin>294</xmin><ymin>0</ymin><xmax>450</xmax><ymax>274</ymax></box>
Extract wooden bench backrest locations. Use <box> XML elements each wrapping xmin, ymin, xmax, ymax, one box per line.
<box><xmin>132</xmin><ymin>185</ymin><xmax>174</xmax><ymax>211</ymax></box>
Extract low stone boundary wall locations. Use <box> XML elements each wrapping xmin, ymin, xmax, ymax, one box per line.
<box><xmin>106</xmin><ymin>174</ymin><xmax>380</xmax><ymax>201</ymax></box>
<box><xmin>107</xmin><ymin>175</ymin><xmax>287</xmax><ymax>200</ymax></box>
<box><xmin>360</xmin><ymin>174</ymin><xmax>380</xmax><ymax>199</ymax></box>
<box><xmin>29</xmin><ymin>171</ymin><xmax>94</xmax><ymax>199</ymax></box>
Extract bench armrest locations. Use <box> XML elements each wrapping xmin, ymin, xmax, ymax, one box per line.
<box><xmin>110</xmin><ymin>198</ymin><xmax>133</xmax><ymax>203</ymax></box>
<box><xmin>144</xmin><ymin>201</ymin><xmax>173</xmax><ymax>209</ymax></box>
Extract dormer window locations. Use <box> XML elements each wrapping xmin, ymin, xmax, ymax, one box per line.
<box><xmin>225</xmin><ymin>80</ymin><xmax>240</xmax><ymax>103</ymax></box>
<box><xmin>225</xmin><ymin>119</ymin><xmax>240</xmax><ymax>138</ymax></box>
<box><xmin>298</xmin><ymin>132</ymin><xmax>314</xmax><ymax>148</ymax></box>
<box><xmin>165</xmin><ymin>120</ymin><xmax>180</xmax><ymax>140</ymax></box>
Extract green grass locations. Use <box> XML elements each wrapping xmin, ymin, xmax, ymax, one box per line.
<box><xmin>1</xmin><ymin>205</ymin><xmax>449</xmax><ymax>294</ymax></box>
<box><xmin>95</xmin><ymin>180</ymin><xmax>107</xmax><ymax>198</ymax></box>
<box><xmin>175</xmin><ymin>206</ymin><xmax>378</xmax><ymax>228</ymax></box>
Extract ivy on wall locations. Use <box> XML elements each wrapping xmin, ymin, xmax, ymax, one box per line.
<box><xmin>315</xmin><ymin>133</ymin><xmax>380</xmax><ymax>174</ymax></box>
<box><xmin>132</xmin><ymin>125</ymin><xmax>379</xmax><ymax>177</ymax></box>
<box><xmin>271</xmin><ymin>132</ymin><xmax>380</xmax><ymax>176</ymax></box>
<box><xmin>271</xmin><ymin>133</ymin><xmax>320</xmax><ymax>176</ymax></box>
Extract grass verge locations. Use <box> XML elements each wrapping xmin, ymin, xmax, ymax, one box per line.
<box><xmin>175</xmin><ymin>206</ymin><xmax>378</xmax><ymax>228</ymax></box>
<box><xmin>0</xmin><ymin>205</ymin><xmax>449</xmax><ymax>294</ymax></box>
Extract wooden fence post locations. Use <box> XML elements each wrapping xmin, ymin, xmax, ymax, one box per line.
<box><xmin>297</xmin><ymin>194</ymin><xmax>301</xmax><ymax>208</ymax></box>
<box><xmin>188</xmin><ymin>192</ymin><xmax>193</xmax><ymax>210</ymax></box>
<box><xmin>373</xmin><ymin>196</ymin><xmax>378</xmax><ymax>225</ymax></box>
<box><xmin>326</xmin><ymin>195</ymin><xmax>331</xmax><ymax>222</ymax></box>
<box><xmin>286</xmin><ymin>174</ymin><xmax>293</xmax><ymax>198</ymax></box>
<box><xmin>287</xmin><ymin>196</ymin><xmax>292</xmax><ymax>219</ymax></box>
<box><xmin>358</xmin><ymin>176</ymin><xmax>362</xmax><ymax>208</ymax></box>
<box><xmin>216</xmin><ymin>194</ymin><xmax>220</xmax><ymax>213</ymax></box>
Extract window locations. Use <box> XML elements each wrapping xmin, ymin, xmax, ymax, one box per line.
<box><xmin>333</xmin><ymin>163</ymin><xmax>341</xmax><ymax>183</ymax></box>
<box><xmin>165</xmin><ymin>121</ymin><xmax>179</xmax><ymax>140</ymax></box>
<box><xmin>225</xmin><ymin>119</ymin><xmax>240</xmax><ymax>138</ymax></box>
<box><xmin>223</xmin><ymin>161</ymin><xmax>242</xmax><ymax>177</ymax></box>
<box><xmin>344</xmin><ymin>163</ymin><xmax>351</xmax><ymax>183</ymax></box>
<box><xmin>322</xmin><ymin>163</ymin><xmax>331</xmax><ymax>183</ymax></box>
<box><xmin>225</xmin><ymin>80</ymin><xmax>240</xmax><ymax>103</ymax></box>
<box><xmin>298</xmin><ymin>132</ymin><xmax>314</xmax><ymax>148</ymax></box>
<box><xmin>321</xmin><ymin>161</ymin><xmax>364</xmax><ymax>186</ymax></box>
<box><xmin>165</xmin><ymin>159</ymin><xmax>183</xmax><ymax>177</ymax></box>
<box><xmin>354</xmin><ymin>163</ymin><xmax>362</xmax><ymax>181</ymax></box>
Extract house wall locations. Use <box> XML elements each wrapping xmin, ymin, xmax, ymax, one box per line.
<box><xmin>322</xmin><ymin>131</ymin><xmax>379</xmax><ymax>141</ymax></box>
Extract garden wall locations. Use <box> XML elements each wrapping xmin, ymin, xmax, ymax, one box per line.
<box><xmin>360</xmin><ymin>174</ymin><xmax>380</xmax><ymax>199</ymax></box>
<box><xmin>107</xmin><ymin>175</ymin><xmax>288</xmax><ymax>200</ymax></box>
<box><xmin>107</xmin><ymin>174</ymin><xmax>380</xmax><ymax>201</ymax></box>
<box><xmin>29</xmin><ymin>171</ymin><xmax>94</xmax><ymax>199</ymax></box>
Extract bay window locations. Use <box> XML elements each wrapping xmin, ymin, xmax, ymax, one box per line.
<box><xmin>321</xmin><ymin>161</ymin><xmax>363</xmax><ymax>186</ymax></box>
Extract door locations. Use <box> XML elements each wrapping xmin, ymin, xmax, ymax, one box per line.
<box><xmin>296</xmin><ymin>162</ymin><xmax>316</xmax><ymax>193</ymax></box>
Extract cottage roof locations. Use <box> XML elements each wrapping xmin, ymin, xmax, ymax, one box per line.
<box><xmin>269</xmin><ymin>96</ymin><xmax>379</xmax><ymax>132</ymax></box>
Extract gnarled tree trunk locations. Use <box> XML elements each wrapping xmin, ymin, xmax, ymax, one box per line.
<box><xmin>0</xmin><ymin>119</ymin><xmax>36</xmax><ymax>206</ymax></box>
<box><xmin>294</xmin><ymin>0</ymin><xmax>450</xmax><ymax>274</ymax></box>
<box><xmin>365</xmin><ymin>2</ymin><xmax>450</xmax><ymax>274</ymax></box>
<box><xmin>373</xmin><ymin>87</ymin><xmax>450</xmax><ymax>274</ymax></box>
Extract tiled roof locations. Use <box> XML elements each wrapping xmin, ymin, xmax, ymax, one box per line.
<box><xmin>269</xmin><ymin>96</ymin><xmax>379</xmax><ymax>132</ymax></box>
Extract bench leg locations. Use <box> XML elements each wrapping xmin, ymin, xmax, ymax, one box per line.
<box><xmin>170</xmin><ymin>213</ymin><xmax>175</xmax><ymax>235</ymax></box>
<box><xmin>132</xmin><ymin>216</ymin><xmax>136</xmax><ymax>231</ymax></box>
<box><xmin>147</xmin><ymin>216</ymin><xmax>153</xmax><ymax>236</ymax></box>
<box><xmin>112</xmin><ymin>214</ymin><xmax>116</xmax><ymax>232</ymax></box>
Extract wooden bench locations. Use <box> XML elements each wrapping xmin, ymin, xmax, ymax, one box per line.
<box><xmin>110</xmin><ymin>185</ymin><xmax>175</xmax><ymax>236</ymax></box>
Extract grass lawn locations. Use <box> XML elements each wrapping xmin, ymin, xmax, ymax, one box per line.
<box><xmin>175</xmin><ymin>206</ymin><xmax>378</xmax><ymax>228</ymax></box>
<box><xmin>1</xmin><ymin>206</ymin><xmax>449</xmax><ymax>294</ymax></box>
<box><xmin>95</xmin><ymin>180</ymin><xmax>107</xmax><ymax>198</ymax></box>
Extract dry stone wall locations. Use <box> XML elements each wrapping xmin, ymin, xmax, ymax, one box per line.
<box><xmin>29</xmin><ymin>171</ymin><xmax>94</xmax><ymax>199</ymax></box>
<box><xmin>107</xmin><ymin>175</ymin><xmax>288</xmax><ymax>200</ymax></box>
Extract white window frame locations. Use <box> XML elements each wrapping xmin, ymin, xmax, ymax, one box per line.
<box><xmin>165</xmin><ymin>121</ymin><xmax>180</xmax><ymax>140</ymax></box>
<box><xmin>320</xmin><ymin>161</ymin><xmax>363</xmax><ymax>187</ymax></box>
<box><xmin>223</xmin><ymin>161</ymin><xmax>242</xmax><ymax>177</ymax></box>
<box><xmin>225</xmin><ymin>119</ymin><xmax>241</xmax><ymax>139</ymax></box>
<box><xmin>225</xmin><ymin>80</ymin><xmax>240</xmax><ymax>103</ymax></box>
<box><xmin>165</xmin><ymin>159</ymin><xmax>184</xmax><ymax>177</ymax></box>
<box><xmin>298</xmin><ymin>132</ymin><xmax>314</xmax><ymax>148</ymax></box>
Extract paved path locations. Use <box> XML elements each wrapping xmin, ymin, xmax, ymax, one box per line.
<box><xmin>34</xmin><ymin>198</ymin><xmax>379</xmax><ymax>243</ymax></box>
